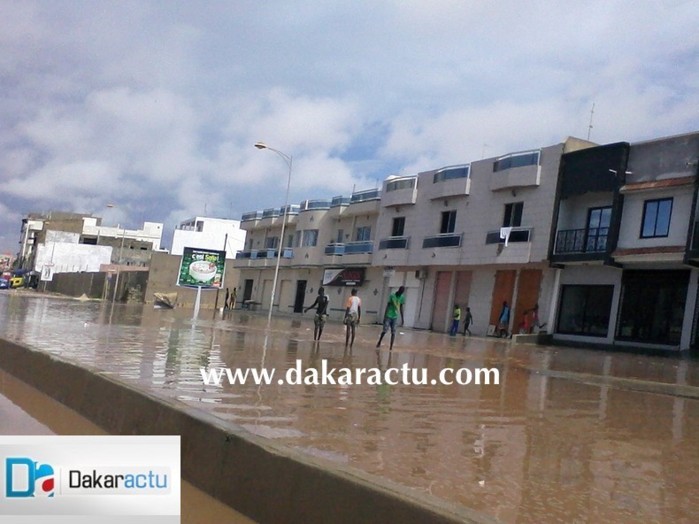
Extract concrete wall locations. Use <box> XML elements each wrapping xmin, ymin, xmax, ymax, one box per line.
<box><xmin>145</xmin><ymin>251</ymin><xmax>241</xmax><ymax>309</ymax></box>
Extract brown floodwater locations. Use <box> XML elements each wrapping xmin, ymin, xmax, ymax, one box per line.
<box><xmin>1</xmin><ymin>292</ymin><xmax>699</xmax><ymax>523</ymax></box>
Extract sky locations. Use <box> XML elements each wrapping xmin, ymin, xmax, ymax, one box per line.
<box><xmin>1</xmin><ymin>0</ymin><xmax>698</xmax><ymax>254</ymax></box>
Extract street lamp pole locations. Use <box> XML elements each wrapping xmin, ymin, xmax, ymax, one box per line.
<box><xmin>254</xmin><ymin>142</ymin><xmax>292</xmax><ymax>326</ymax></box>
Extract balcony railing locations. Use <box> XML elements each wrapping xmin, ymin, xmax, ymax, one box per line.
<box><xmin>261</xmin><ymin>208</ymin><xmax>280</xmax><ymax>219</ymax></box>
<box><xmin>241</xmin><ymin>211</ymin><xmax>262</xmax><ymax>221</ymax></box>
<box><xmin>378</xmin><ymin>236</ymin><xmax>409</xmax><ymax>250</ymax></box>
<box><xmin>301</xmin><ymin>199</ymin><xmax>331</xmax><ymax>211</ymax></box>
<box><xmin>422</xmin><ymin>233</ymin><xmax>462</xmax><ymax>249</ymax></box>
<box><xmin>324</xmin><ymin>241</ymin><xmax>373</xmax><ymax>255</ymax></box>
<box><xmin>554</xmin><ymin>228</ymin><xmax>608</xmax><ymax>254</ymax></box>
<box><xmin>485</xmin><ymin>227</ymin><xmax>532</xmax><ymax>245</ymax></box>
<box><xmin>236</xmin><ymin>249</ymin><xmax>293</xmax><ymax>260</ymax></box>
<box><xmin>350</xmin><ymin>188</ymin><xmax>380</xmax><ymax>203</ymax></box>
<box><xmin>331</xmin><ymin>196</ymin><xmax>351</xmax><ymax>207</ymax></box>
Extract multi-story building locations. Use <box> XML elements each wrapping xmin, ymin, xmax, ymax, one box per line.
<box><xmin>170</xmin><ymin>216</ymin><xmax>246</xmax><ymax>259</ymax></box>
<box><xmin>372</xmin><ymin>137</ymin><xmax>595</xmax><ymax>332</ymax></box>
<box><xmin>233</xmin><ymin>188</ymin><xmax>382</xmax><ymax>319</ymax></box>
<box><xmin>234</xmin><ymin>130</ymin><xmax>699</xmax><ymax>351</ymax></box>
<box><xmin>550</xmin><ymin>131</ymin><xmax>699</xmax><ymax>351</ymax></box>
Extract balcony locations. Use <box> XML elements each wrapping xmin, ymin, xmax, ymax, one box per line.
<box><xmin>331</xmin><ymin>196</ymin><xmax>351</xmax><ymax>207</ymax></box>
<box><xmin>300</xmin><ymin>199</ymin><xmax>331</xmax><ymax>211</ymax></box>
<box><xmin>382</xmin><ymin>177</ymin><xmax>418</xmax><ymax>207</ymax></box>
<box><xmin>490</xmin><ymin>150</ymin><xmax>541</xmax><ymax>191</ymax></box>
<box><xmin>241</xmin><ymin>211</ymin><xmax>262</xmax><ymax>222</ymax></box>
<box><xmin>554</xmin><ymin>228</ymin><xmax>609</xmax><ymax>255</ymax></box>
<box><xmin>324</xmin><ymin>241</ymin><xmax>373</xmax><ymax>256</ymax></box>
<box><xmin>235</xmin><ymin>248</ymin><xmax>293</xmax><ymax>260</ymax></box>
<box><xmin>485</xmin><ymin>227</ymin><xmax>532</xmax><ymax>245</ymax></box>
<box><xmin>345</xmin><ymin>188</ymin><xmax>381</xmax><ymax>216</ymax></box>
<box><xmin>378</xmin><ymin>236</ymin><xmax>409</xmax><ymax>250</ymax></box>
<box><xmin>422</xmin><ymin>233</ymin><xmax>462</xmax><ymax>249</ymax></box>
<box><xmin>428</xmin><ymin>166</ymin><xmax>471</xmax><ymax>199</ymax></box>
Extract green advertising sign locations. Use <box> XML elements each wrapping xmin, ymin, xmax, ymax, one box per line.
<box><xmin>177</xmin><ymin>247</ymin><xmax>226</xmax><ymax>288</ymax></box>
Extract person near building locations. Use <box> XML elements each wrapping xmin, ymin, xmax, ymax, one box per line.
<box><xmin>376</xmin><ymin>286</ymin><xmax>405</xmax><ymax>351</ymax></box>
<box><xmin>305</xmin><ymin>287</ymin><xmax>330</xmax><ymax>341</ymax></box>
<box><xmin>344</xmin><ymin>288</ymin><xmax>362</xmax><ymax>348</ymax></box>
<box><xmin>450</xmin><ymin>304</ymin><xmax>462</xmax><ymax>336</ymax></box>
<box><xmin>463</xmin><ymin>306</ymin><xmax>473</xmax><ymax>336</ymax></box>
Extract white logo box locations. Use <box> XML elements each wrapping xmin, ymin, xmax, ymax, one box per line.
<box><xmin>0</xmin><ymin>435</ymin><xmax>180</xmax><ymax>523</ymax></box>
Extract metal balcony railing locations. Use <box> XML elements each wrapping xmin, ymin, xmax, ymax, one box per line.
<box><xmin>378</xmin><ymin>236</ymin><xmax>410</xmax><ymax>250</ymax></box>
<box><xmin>350</xmin><ymin>189</ymin><xmax>380</xmax><ymax>203</ymax></box>
<box><xmin>241</xmin><ymin>211</ymin><xmax>262</xmax><ymax>221</ymax></box>
<box><xmin>236</xmin><ymin>249</ymin><xmax>294</xmax><ymax>260</ymax></box>
<box><xmin>554</xmin><ymin>227</ymin><xmax>608</xmax><ymax>254</ymax></box>
<box><xmin>324</xmin><ymin>241</ymin><xmax>373</xmax><ymax>255</ymax></box>
<box><xmin>422</xmin><ymin>233</ymin><xmax>462</xmax><ymax>248</ymax></box>
<box><xmin>485</xmin><ymin>227</ymin><xmax>532</xmax><ymax>245</ymax></box>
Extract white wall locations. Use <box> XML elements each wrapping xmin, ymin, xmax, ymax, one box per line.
<box><xmin>35</xmin><ymin>242</ymin><xmax>113</xmax><ymax>273</ymax></box>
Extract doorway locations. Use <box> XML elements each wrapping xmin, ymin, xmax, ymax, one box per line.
<box><xmin>294</xmin><ymin>280</ymin><xmax>307</xmax><ymax>313</ymax></box>
<box><xmin>242</xmin><ymin>279</ymin><xmax>254</xmax><ymax>303</ymax></box>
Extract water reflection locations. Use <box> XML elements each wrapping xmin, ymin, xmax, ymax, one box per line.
<box><xmin>1</xmin><ymin>294</ymin><xmax>699</xmax><ymax>522</ymax></box>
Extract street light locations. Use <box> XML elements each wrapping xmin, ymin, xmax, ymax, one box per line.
<box><xmin>254</xmin><ymin>141</ymin><xmax>292</xmax><ymax>326</ymax></box>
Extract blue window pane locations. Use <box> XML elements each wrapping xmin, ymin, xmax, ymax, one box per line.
<box><xmin>642</xmin><ymin>201</ymin><xmax>658</xmax><ymax>237</ymax></box>
<box><xmin>656</xmin><ymin>199</ymin><xmax>672</xmax><ymax>236</ymax></box>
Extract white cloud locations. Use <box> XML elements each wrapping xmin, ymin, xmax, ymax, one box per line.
<box><xmin>1</xmin><ymin>1</ymin><xmax>698</xmax><ymax>254</ymax></box>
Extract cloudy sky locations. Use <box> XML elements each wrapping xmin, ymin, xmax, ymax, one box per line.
<box><xmin>2</xmin><ymin>0</ymin><xmax>698</xmax><ymax>254</ymax></box>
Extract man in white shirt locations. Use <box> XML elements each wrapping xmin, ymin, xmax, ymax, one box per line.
<box><xmin>344</xmin><ymin>288</ymin><xmax>362</xmax><ymax>348</ymax></box>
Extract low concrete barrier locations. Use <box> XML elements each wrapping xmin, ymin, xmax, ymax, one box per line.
<box><xmin>0</xmin><ymin>337</ymin><xmax>495</xmax><ymax>524</ymax></box>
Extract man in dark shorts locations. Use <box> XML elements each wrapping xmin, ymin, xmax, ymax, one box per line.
<box><xmin>305</xmin><ymin>287</ymin><xmax>330</xmax><ymax>341</ymax></box>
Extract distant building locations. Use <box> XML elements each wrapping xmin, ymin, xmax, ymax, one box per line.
<box><xmin>170</xmin><ymin>217</ymin><xmax>246</xmax><ymax>260</ymax></box>
<box><xmin>19</xmin><ymin>211</ymin><xmax>164</xmax><ymax>274</ymax></box>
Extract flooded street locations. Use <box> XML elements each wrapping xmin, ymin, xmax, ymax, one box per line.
<box><xmin>2</xmin><ymin>293</ymin><xmax>699</xmax><ymax>523</ymax></box>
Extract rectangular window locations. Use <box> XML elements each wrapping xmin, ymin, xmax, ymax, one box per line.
<box><xmin>392</xmin><ymin>217</ymin><xmax>405</xmax><ymax>237</ymax></box>
<box><xmin>440</xmin><ymin>210</ymin><xmax>456</xmax><ymax>234</ymax></box>
<box><xmin>641</xmin><ymin>198</ymin><xmax>672</xmax><ymax>238</ymax></box>
<box><xmin>336</xmin><ymin>229</ymin><xmax>344</xmax><ymax>243</ymax></box>
<box><xmin>286</xmin><ymin>233</ymin><xmax>294</xmax><ymax>248</ymax></box>
<box><xmin>557</xmin><ymin>285</ymin><xmax>614</xmax><ymax>337</ymax></box>
<box><xmin>386</xmin><ymin>178</ymin><xmax>416</xmax><ymax>192</ymax></box>
<box><xmin>302</xmin><ymin>230</ymin><xmax>318</xmax><ymax>247</ymax></box>
<box><xmin>493</xmin><ymin>150</ymin><xmax>540</xmax><ymax>172</ymax></box>
<box><xmin>433</xmin><ymin>166</ymin><xmax>469</xmax><ymax>183</ymax></box>
<box><xmin>355</xmin><ymin>226</ymin><xmax>371</xmax><ymax>241</ymax></box>
<box><xmin>503</xmin><ymin>202</ymin><xmax>523</xmax><ymax>227</ymax></box>
<box><xmin>264</xmin><ymin>236</ymin><xmax>279</xmax><ymax>249</ymax></box>
<box><xmin>617</xmin><ymin>270</ymin><xmax>688</xmax><ymax>345</ymax></box>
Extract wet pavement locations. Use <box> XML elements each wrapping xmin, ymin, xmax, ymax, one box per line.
<box><xmin>1</xmin><ymin>292</ymin><xmax>699</xmax><ymax>523</ymax></box>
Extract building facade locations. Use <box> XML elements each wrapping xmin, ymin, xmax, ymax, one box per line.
<box><xmin>550</xmin><ymin>131</ymin><xmax>699</xmax><ymax>351</ymax></box>
<box><xmin>234</xmin><ymin>131</ymin><xmax>699</xmax><ymax>351</ymax></box>
<box><xmin>170</xmin><ymin>216</ymin><xmax>246</xmax><ymax>260</ymax></box>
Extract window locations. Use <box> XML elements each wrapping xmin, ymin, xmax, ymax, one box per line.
<box><xmin>355</xmin><ymin>226</ymin><xmax>371</xmax><ymax>241</ymax></box>
<box><xmin>493</xmin><ymin>150</ymin><xmax>540</xmax><ymax>172</ymax></box>
<box><xmin>293</xmin><ymin>231</ymin><xmax>302</xmax><ymax>248</ymax></box>
<box><xmin>557</xmin><ymin>285</ymin><xmax>614</xmax><ymax>337</ymax></box>
<box><xmin>195</xmin><ymin>221</ymin><xmax>204</xmax><ymax>232</ymax></box>
<box><xmin>586</xmin><ymin>206</ymin><xmax>611</xmax><ymax>252</ymax></box>
<box><xmin>617</xmin><ymin>270</ymin><xmax>688</xmax><ymax>345</ymax></box>
<box><xmin>386</xmin><ymin>178</ymin><xmax>416</xmax><ymax>192</ymax></box>
<box><xmin>503</xmin><ymin>202</ymin><xmax>523</xmax><ymax>227</ymax></box>
<box><xmin>392</xmin><ymin>217</ymin><xmax>405</xmax><ymax>237</ymax></box>
<box><xmin>286</xmin><ymin>233</ymin><xmax>294</xmax><ymax>248</ymax></box>
<box><xmin>440</xmin><ymin>210</ymin><xmax>456</xmax><ymax>234</ymax></box>
<box><xmin>336</xmin><ymin>229</ymin><xmax>344</xmax><ymax>243</ymax></box>
<box><xmin>641</xmin><ymin>198</ymin><xmax>672</xmax><ymax>238</ymax></box>
<box><xmin>433</xmin><ymin>166</ymin><xmax>469</xmax><ymax>183</ymax></box>
<box><xmin>264</xmin><ymin>236</ymin><xmax>279</xmax><ymax>249</ymax></box>
<box><xmin>302</xmin><ymin>230</ymin><xmax>318</xmax><ymax>247</ymax></box>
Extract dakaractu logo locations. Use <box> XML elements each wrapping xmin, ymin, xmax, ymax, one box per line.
<box><xmin>4</xmin><ymin>457</ymin><xmax>170</xmax><ymax>498</ymax></box>
<box><xmin>5</xmin><ymin>457</ymin><xmax>55</xmax><ymax>498</ymax></box>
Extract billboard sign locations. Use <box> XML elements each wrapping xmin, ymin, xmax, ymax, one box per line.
<box><xmin>322</xmin><ymin>267</ymin><xmax>365</xmax><ymax>287</ymax></box>
<box><xmin>177</xmin><ymin>247</ymin><xmax>226</xmax><ymax>288</ymax></box>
